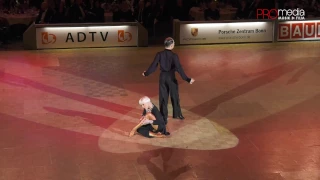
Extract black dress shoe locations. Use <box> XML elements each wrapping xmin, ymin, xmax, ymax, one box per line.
<box><xmin>173</xmin><ymin>115</ymin><xmax>185</xmax><ymax>120</ymax></box>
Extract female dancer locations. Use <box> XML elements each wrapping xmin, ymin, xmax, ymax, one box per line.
<box><xmin>129</xmin><ymin>96</ymin><xmax>170</xmax><ymax>138</ymax></box>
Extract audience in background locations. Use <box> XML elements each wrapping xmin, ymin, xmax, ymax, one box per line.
<box><xmin>3</xmin><ymin>0</ymin><xmax>320</xmax><ymax>24</ymax></box>
<box><xmin>1</xmin><ymin>0</ymin><xmax>320</xmax><ymax>45</ymax></box>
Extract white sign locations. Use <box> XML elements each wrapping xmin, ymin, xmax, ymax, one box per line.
<box><xmin>36</xmin><ymin>25</ymin><xmax>138</xmax><ymax>49</ymax></box>
<box><xmin>278</xmin><ymin>20</ymin><xmax>320</xmax><ymax>41</ymax></box>
<box><xmin>180</xmin><ymin>22</ymin><xmax>273</xmax><ymax>44</ymax></box>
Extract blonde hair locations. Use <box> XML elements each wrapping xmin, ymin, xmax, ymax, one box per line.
<box><xmin>139</xmin><ymin>96</ymin><xmax>151</xmax><ymax>105</ymax></box>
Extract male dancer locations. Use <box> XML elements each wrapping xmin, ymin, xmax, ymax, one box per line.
<box><xmin>129</xmin><ymin>96</ymin><xmax>169</xmax><ymax>138</ymax></box>
<box><xmin>142</xmin><ymin>37</ymin><xmax>195</xmax><ymax>124</ymax></box>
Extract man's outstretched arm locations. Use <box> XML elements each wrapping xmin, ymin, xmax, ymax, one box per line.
<box><xmin>173</xmin><ymin>54</ymin><xmax>192</xmax><ymax>83</ymax></box>
<box><xmin>143</xmin><ymin>53</ymin><xmax>160</xmax><ymax>76</ymax></box>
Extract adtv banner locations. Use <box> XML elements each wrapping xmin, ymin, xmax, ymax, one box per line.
<box><xmin>179</xmin><ymin>21</ymin><xmax>273</xmax><ymax>45</ymax></box>
<box><xmin>36</xmin><ymin>25</ymin><xmax>138</xmax><ymax>49</ymax></box>
<box><xmin>278</xmin><ymin>20</ymin><xmax>320</xmax><ymax>41</ymax></box>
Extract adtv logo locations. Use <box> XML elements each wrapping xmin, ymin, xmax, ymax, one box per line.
<box><xmin>118</xmin><ymin>30</ymin><xmax>132</xmax><ymax>42</ymax></box>
<box><xmin>41</xmin><ymin>32</ymin><xmax>56</xmax><ymax>44</ymax></box>
<box><xmin>278</xmin><ymin>22</ymin><xmax>320</xmax><ymax>39</ymax></box>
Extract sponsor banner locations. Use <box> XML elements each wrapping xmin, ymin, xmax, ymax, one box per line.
<box><xmin>256</xmin><ymin>8</ymin><xmax>305</xmax><ymax>20</ymax></box>
<box><xmin>180</xmin><ymin>22</ymin><xmax>273</xmax><ymax>45</ymax></box>
<box><xmin>36</xmin><ymin>25</ymin><xmax>138</xmax><ymax>49</ymax></box>
<box><xmin>278</xmin><ymin>20</ymin><xmax>320</xmax><ymax>41</ymax></box>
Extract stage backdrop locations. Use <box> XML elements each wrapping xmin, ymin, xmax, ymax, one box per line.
<box><xmin>36</xmin><ymin>25</ymin><xmax>138</xmax><ymax>49</ymax></box>
<box><xmin>179</xmin><ymin>21</ymin><xmax>274</xmax><ymax>45</ymax></box>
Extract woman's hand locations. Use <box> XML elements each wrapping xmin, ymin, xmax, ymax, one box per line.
<box><xmin>129</xmin><ymin>130</ymin><xmax>135</xmax><ymax>137</ymax></box>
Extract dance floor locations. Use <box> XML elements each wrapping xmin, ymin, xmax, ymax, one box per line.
<box><xmin>1</xmin><ymin>42</ymin><xmax>320</xmax><ymax>180</ymax></box>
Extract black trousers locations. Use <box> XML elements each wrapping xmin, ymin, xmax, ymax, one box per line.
<box><xmin>159</xmin><ymin>71</ymin><xmax>182</xmax><ymax>123</ymax></box>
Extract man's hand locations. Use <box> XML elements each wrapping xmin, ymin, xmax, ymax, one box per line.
<box><xmin>190</xmin><ymin>78</ymin><xmax>195</xmax><ymax>84</ymax></box>
<box><xmin>142</xmin><ymin>71</ymin><xmax>146</xmax><ymax>76</ymax></box>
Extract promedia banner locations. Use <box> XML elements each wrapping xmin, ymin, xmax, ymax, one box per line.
<box><xmin>36</xmin><ymin>25</ymin><xmax>138</xmax><ymax>49</ymax></box>
<box><xmin>180</xmin><ymin>21</ymin><xmax>273</xmax><ymax>45</ymax></box>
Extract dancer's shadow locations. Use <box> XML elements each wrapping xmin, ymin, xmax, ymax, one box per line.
<box><xmin>286</xmin><ymin>58</ymin><xmax>319</xmax><ymax>85</ymax></box>
<box><xmin>137</xmin><ymin>148</ymin><xmax>191</xmax><ymax>180</ymax></box>
<box><xmin>244</xmin><ymin>58</ymin><xmax>320</xmax><ymax>85</ymax></box>
<box><xmin>44</xmin><ymin>106</ymin><xmax>117</xmax><ymax>129</ymax></box>
<box><xmin>0</xmin><ymin>70</ymin><xmax>135</xmax><ymax>115</ymax></box>
<box><xmin>190</xmin><ymin>60</ymin><xmax>301</xmax><ymax>116</ymax></box>
<box><xmin>43</xmin><ymin>106</ymin><xmax>136</xmax><ymax>136</ymax></box>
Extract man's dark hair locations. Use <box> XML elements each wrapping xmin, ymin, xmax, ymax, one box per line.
<box><xmin>164</xmin><ymin>37</ymin><xmax>174</xmax><ymax>48</ymax></box>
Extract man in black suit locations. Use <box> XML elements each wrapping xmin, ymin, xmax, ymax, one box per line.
<box><xmin>142</xmin><ymin>37</ymin><xmax>195</xmax><ymax>124</ymax></box>
<box><xmin>35</xmin><ymin>2</ymin><xmax>54</xmax><ymax>24</ymax></box>
<box><xmin>134</xmin><ymin>0</ymin><xmax>148</xmax><ymax>25</ymax></box>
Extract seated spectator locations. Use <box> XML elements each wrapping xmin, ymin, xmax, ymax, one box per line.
<box><xmin>113</xmin><ymin>0</ymin><xmax>134</xmax><ymax>22</ymax></box>
<box><xmin>51</xmin><ymin>0</ymin><xmax>67</xmax><ymax>23</ymax></box>
<box><xmin>204</xmin><ymin>1</ymin><xmax>220</xmax><ymax>20</ymax></box>
<box><xmin>0</xmin><ymin>17</ymin><xmax>10</xmax><ymax>44</ymax></box>
<box><xmin>171</xmin><ymin>0</ymin><xmax>189</xmax><ymax>21</ymax></box>
<box><xmin>134</xmin><ymin>0</ymin><xmax>148</xmax><ymax>25</ymax></box>
<box><xmin>67</xmin><ymin>0</ymin><xmax>87</xmax><ymax>23</ymax></box>
<box><xmin>234</xmin><ymin>0</ymin><xmax>249</xmax><ymax>19</ymax></box>
<box><xmin>90</xmin><ymin>1</ymin><xmax>105</xmax><ymax>22</ymax></box>
<box><xmin>86</xmin><ymin>0</ymin><xmax>95</xmax><ymax>10</ymax></box>
<box><xmin>154</xmin><ymin>0</ymin><xmax>170</xmax><ymax>24</ymax></box>
<box><xmin>35</xmin><ymin>2</ymin><xmax>54</xmax><ymax>24</ymax></box>
<box><xmin>144</xmin><ymin>0</ymin><xmax>158</xmax><ymax>27</ymax></box>
<box><xmin>314</xmin><ymin>2</ymin><xmax>320</xmax><ymax>17</ymax></box>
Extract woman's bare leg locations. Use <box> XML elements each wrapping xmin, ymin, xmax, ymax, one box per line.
<box><xmin>149</xmin><ymin>132</ymin><xmax>167</xmax><ymax>138</ymax></box>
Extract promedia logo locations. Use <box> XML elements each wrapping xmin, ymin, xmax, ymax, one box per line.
<box><xmin>257</xmin><ymin>8</ymin><xmax>305</xmax><ymax>20</ymax></box>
